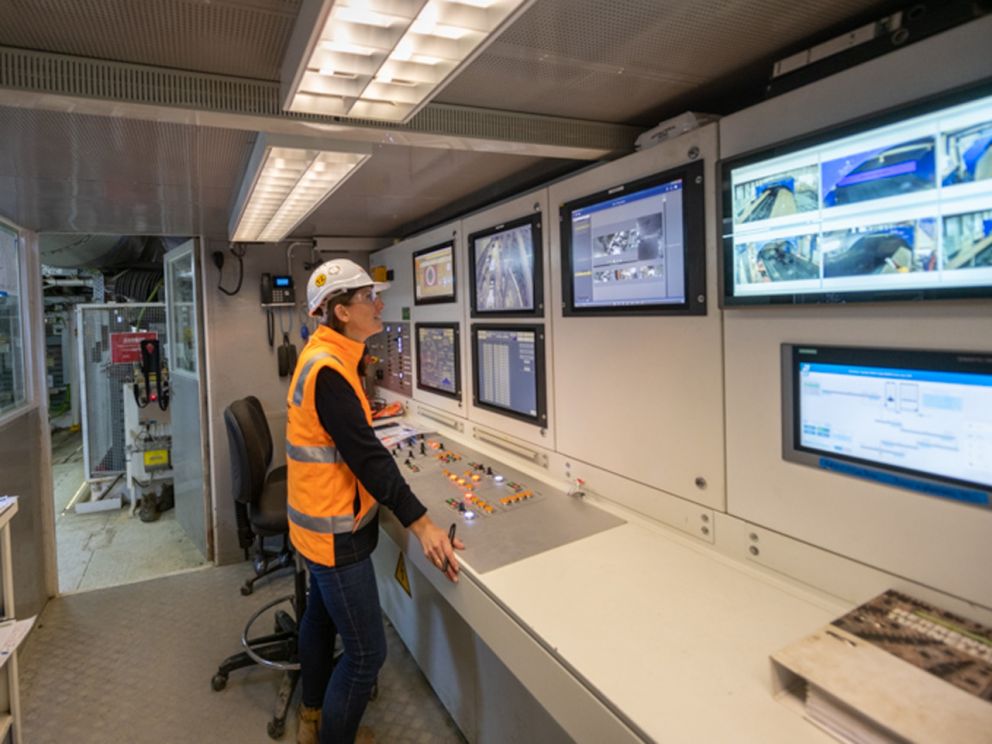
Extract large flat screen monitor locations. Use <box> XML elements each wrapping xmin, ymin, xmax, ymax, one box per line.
<box><xmin>415</xmin><ymin>322</ymin><xmax>460</xmax><ymax>399</ymax></box>
<box><xmin>722</xmin><ymin>81</ymin><xmax>992</xmax><ymax>306</ymax></box>
<box><xmin>468</xmin><ymin>213</ymin><xmax>543</xmax><ymax>317</ymax></box>
<box><xmin>413</xmin><ymin>241</ymin><xmax>455</xmax><ymax>305</ymax></box>
<box><xmin>471</xmin><ymin>324</ymin><xmax>547</xmax><ymax>426</ymax></box>
<box><xmin>782</xmin><ymin>343</ymin><xmax>992</xmax><ymax>508</ymax></box>
<box><xmin>561</xmin><ymin>160</ymin><xmax>706</xmax><ymax>316</ymax></box>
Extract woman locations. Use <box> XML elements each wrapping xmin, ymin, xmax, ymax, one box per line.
<box><xmin>286</xmin><ymin>259</ymin><xmax>464</xmax><ymax>744</ymax></box>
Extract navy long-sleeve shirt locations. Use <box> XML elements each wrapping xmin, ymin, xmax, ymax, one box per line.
<box><xmin>314</xmin><ymin>367</ymin><xmax>427</xmax><ymax>530</ymax></box>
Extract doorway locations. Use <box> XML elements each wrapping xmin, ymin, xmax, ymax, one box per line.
<box><xmin>42</xmin><ymin>235</ymin><xmax>207</xmax><ymax>593</ymax></box>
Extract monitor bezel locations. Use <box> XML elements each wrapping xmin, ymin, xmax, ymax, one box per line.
<box><xmin>412</xmin><ymin>241</ymin><xmax>456</xmax><ymax>306</ymax></box>
<box><xmin>560</xmin><ymin>160</ymin><xmax>707</xmax><ymax>317</ymax></box>
<box><xmin>781</xmin><ymin>342</ymin><xmax>992</xmax><ymax>508</ymax></box>
<box><xmin>467</xmin><ymin>213</ymin><xmax>544</xmax><ymax>318</ymax></box>
<box><xmin>470</xmin><ymin>323</ymin><xmax>548</xmax><ymax>427</ymax></box>
<box><xmin>720</xmin><ymin>77</ymin><xmax>992</xmax><ymax>308</ymax></box>
<box><xmin>414</xmin><ymin>322</ymin><xmax>461</xmax><ymax>399</ymax></box>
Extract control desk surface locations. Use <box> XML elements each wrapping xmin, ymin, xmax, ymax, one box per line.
<box><xmin>392</xmin><ymin>433</ymin><xmax>625</xmax><ymax>573</ymax></box>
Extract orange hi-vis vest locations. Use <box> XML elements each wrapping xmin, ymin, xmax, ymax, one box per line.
<box><xmin>285</xmin><ymin>325</ymin><xmax>378</xmax><ymax>566</ymax></box>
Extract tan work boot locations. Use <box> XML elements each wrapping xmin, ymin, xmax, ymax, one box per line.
<box><xmin>355</xmin><ymin>725</ymin><xmax>375</xmax><ymax>744</ymax></box>
<box><xmin>297</xmin><ymin>704</ymin><xmax>321</xmax><ymax>744</ymax></box>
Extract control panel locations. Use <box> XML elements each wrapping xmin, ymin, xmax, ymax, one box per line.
<box><xmin>389</xmin><ymin>431</ymin><xmax>625</xmax><ymax>573</ymax></box>
<box><xmin>367</xmin><ymin>322</ymin><xmax>412</xmax><ymax>397</ymax></box>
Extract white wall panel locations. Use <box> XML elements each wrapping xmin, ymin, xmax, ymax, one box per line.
<box><xmin>720</xmin><ymin>19</ymin><xmax>992</xmax><ymax>608</ymax></box>
<box><xmin>548</xmin><ymin>125</ymin><xmax>725</xmax><ymax>511</ymax></box>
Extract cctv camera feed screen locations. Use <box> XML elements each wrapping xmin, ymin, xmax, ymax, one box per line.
<box><xmin>413</xmin><ymin>242</ymin><xmax>455</xmax><ymax>304</ymax></box>
<box><xmin>475</xmin><ymin>327</ymin><xmax>541</xmax><ymax>422</ymax></box>
<box><xmin>724</xmin><ymin>84</ymin><xmax>992</xmax><ymax>304</ymax></box>
<box><xmin>471</xmin><ymin>218</ymin><xmax>538</xmax><ymax>314</ymax></box>
<box><xmin>416</xmin><ymin>324</ymin><xmax>459</xmax><ymax>397</ymax></box>
<box><xmin>567</xmin><ymin>177</ymin><xmax>687</xmax><ymax>310</ymax></box>
<box><xmin>791</xmin><ymin>345</ymin><xmax>992</xmax><ymax>506</ymax></box>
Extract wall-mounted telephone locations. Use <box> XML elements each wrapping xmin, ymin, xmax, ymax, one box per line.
<box><xmin>260</xmin><ymin>273</ymin><xmax>296</xmax><ymax>305</ymax></box>
<box><xmin>133</xmin><ymin>338</ymin><xmax>170</xmax><ymax>411</ymax></box>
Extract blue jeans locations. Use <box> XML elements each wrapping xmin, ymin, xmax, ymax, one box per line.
<box><xmin>299</xmin><ymin>557</ymin><xmax>387</xmax><ymax>743</ymax></box>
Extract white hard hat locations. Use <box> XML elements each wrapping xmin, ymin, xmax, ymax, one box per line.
<box><xmin>306</xmin><ymin>259</ymin><xmax>390</xmax><ymax>317</ymax></box>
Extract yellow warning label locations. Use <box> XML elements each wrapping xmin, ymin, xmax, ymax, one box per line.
<box><xmin>394</xmin><ymin>553</ymin><xmax>412</xmax><ymax>598</ymax></box>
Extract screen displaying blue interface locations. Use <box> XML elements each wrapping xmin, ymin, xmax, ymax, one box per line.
<box><xmin>274</xmin><ymin>275</ymin><xmax>291</xmax><ymax>287</ymax></box>
<box><xmin>476</xmin><ymin>328</ymin><xmax>538</xmax><ymax>418</ymax></box>
<box><xmin>417</xmin><ymin>325</ymin><xmax>458</xmax><ymax>396</ymax></box>
<box><xmin>797</xmin><ymin>361</ymin><xmax>992</xmax><ymax>491</ymax></box>
<box><xmin>569</xmin><ymin>180</ymin><xmax>685</xmax><ymax>308</ymax></box>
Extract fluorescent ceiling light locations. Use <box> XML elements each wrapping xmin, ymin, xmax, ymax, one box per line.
<box><xmin>229</xmin><ymin>134</ymin><xmax>371</xmax><ymax>243</ymax></box>
<box><xmin>281</xmin><ymin>0</ymin><xmax>535</xmax><ymax>123</ymax></box>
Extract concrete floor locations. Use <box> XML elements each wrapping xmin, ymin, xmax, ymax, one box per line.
<box><xmin>52</xmin><ymin>429</ymin><xmax>206</xmax><ymax>594</ymax></box>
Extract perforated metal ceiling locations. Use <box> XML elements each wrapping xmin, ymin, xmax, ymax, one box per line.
<box><xmin>1</xmin><ymin>0</ymin><xmax>299</xmax><ymax>79</ymax></box>
<box><xmin>438</xmin><ymin>0</ymin><xmax>900</xmax><ymax>123</ymax></box>
<box><xmin>0</xmin><ymin>0</ymin><xmax>932</xmax><ymax>239</ymax></box>
<box><xmin>0</xmin><ymin>105</ymin><xmax>563</xmax><ymax>237</ymax></box>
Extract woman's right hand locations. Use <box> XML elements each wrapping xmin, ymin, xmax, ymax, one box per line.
<box><xmin>409</xmin><ymin>515</ymin><xmax>465</xmax><ymax>583</ymax></box>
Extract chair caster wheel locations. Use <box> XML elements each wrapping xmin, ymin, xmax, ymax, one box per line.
<box><xmin>241</xmin><ymin>582</ymin><xmax>253</xmax><ymax>596</ymax></box>
<box><xmin>267</xmin><ymin>718</ymin><xmax>285</xmax><ymax>739</ymax></box>
<box><xmin>211</xmin><ymin>673</ymin><xmax>228</xmax><ymax>691</ymax></box>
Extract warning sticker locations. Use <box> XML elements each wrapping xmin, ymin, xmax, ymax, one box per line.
<box><xmin>394</xmin><ymin>553</ymin><xmax>411</xmax><ymax>597</ymax></box>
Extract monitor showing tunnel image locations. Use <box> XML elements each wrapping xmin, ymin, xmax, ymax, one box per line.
<box><xmin>721</xmin><ymin>79</ymin><xmax>992</xmax><ymax>305</ymax></box>
<box><xmin>469</xmin><ymin>214</ymin><xmax>542</xmax><ymax>317</ymax></box>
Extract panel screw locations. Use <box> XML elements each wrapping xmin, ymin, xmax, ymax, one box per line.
<box><xmin>695</xmin><ymin>175</ymin><xmax>703</xmax><ymax>184</ymax></box>
<box><xmin>695</xmin><ymin>477</ymin><xmax>707</xmax><ymax>489</ymax></box>
<box><xmin>749</xmin><ymin>532</ymin><xmax>759</xmax><ymax>542</ymax></box>
<box><xmin>701</xmin><ymin>513</ymin><xmax>709</xmax><ymax>523</ymax></box>
<box><xmin>749</xmin><ymin>546</ymin><xmax>760</xmax><ymax>556</ymax></box>
<box><xmin>688</xmin><ymin>146</ymin><xmax>700</xmax><ymax>160</ymax></box>
<box><xmin>701</xmin><ymin>526</ymin><xmax>710</xmax><ymax>536</ymax></box>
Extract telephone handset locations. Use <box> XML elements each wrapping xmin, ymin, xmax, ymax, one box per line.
<box><xmin>260</xmin><ymin>273</ymin><xmax>295</xmax><ymax>305</ymax></box>
<box><xmin>132</xmin><ymin>338</ymin><xmax>170</xmax><ymax>411</ymax></box>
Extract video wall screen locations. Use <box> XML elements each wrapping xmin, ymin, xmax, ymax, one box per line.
<box><xmin>415</xmin><ymin>323</ymin><xmax>460</xmax><ymax>399</ymax></box>
<box><xmin>782</xmin><ymin>344</ymin><xmax>992</xmax><ymax>508</ymax></box>
<box><xmin>561</xmin><ymin>161</ymin><xmax>707</xmax><ymax>316</ymax></box>
<box><xmin>413</xmin><ymin>241</ymin><xmax>455</xmax><ymax>305</ymax></box>
<box><xmin>469</xmin><ymin>214</ymin><xmax>542</xmax><ymax>317</ymax></box>
<box><xmin>722</xmin><ymin>81</ymin><xmax>992</xmax><ymax>305</ymax></box>
<box><xmin>471</xmin><ymin>324</ymin><xmax>547</xmax><ymax>426</ymax></box>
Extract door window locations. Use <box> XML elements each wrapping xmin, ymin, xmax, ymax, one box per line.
<box><xmin>0</xmin><ymin>226</ymin><xmax>26</xmax><ymax>417</ymax></box>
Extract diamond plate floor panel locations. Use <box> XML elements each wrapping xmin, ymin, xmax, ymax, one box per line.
<box><xmin>19</xmin><ymin>564</ymin><xmax>468</xmax><ymax>743</ymax></box>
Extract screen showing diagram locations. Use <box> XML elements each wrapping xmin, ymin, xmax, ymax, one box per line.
<box><xmin>788</xmin><ymin>345</ymin><xmax>992</xmax><ymax>503</ymax></box>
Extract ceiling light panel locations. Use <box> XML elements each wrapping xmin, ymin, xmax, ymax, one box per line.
<box><xmin>282</xmin><ymin>0</ymin><xmax>535</xmax><ymax>122</ymax></box>
<box><xmin>230</xmin><ymin>135</ymin><xmax>371</xmax><ymax>243</ymax></box>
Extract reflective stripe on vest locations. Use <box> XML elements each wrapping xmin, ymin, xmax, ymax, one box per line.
<box><xmin>288</xmin><ymin>502</ymin><xmax>379</xmax><ymax>534</ymax></box>
<box><xmin>291</xmin><ymin>351</ymin><xmax>343</xmax><ymax>406</ymax></box>
<box><xmin>285</xmin><ymin>441</ymin><xmax>338</xmax><ymax>463</ymax></box>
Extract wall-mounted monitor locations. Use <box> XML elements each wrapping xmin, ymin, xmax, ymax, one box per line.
<box><xmin>468</xmin><ymin>213</ymin><xmax>543</xmax><ymax>317</ymax></box>
<box><xmin>415</xmin><ymin>322</ymin><xmax>460</xmax><ymax>399</ymax></box>
<box><xmin>561</xmin><ymin>160</ymin><xmax>706</xmax><ymax>316</ymax></box>
<box><xmin>782</xmin><ymin>343</ymin><xmax>992</xmax><ymax>509</ymax></box>
<box><xmin>413</xmin><ymin>241</ymin><xmax>455</xmax><ymax>305</ymax></box>
<box><xmin>471</xmin><ymin>324</ymin><xmax>547</xmax><ymax>426</ymax></box>
<box><xmin>722</xmin><ymin>81</ymin><xmax>992</xmax><ymax>306</ymax></box>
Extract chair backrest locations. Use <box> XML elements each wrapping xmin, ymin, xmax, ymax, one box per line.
<box><xmin>224</xmin><ymin>396</ymin><xmax>274</xmax><ymax>507</ymax></box>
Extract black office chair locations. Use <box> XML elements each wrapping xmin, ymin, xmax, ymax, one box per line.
<box><xmin>228</xmin><ymin>395</ymin><xmax>294</xmax><ymax>595</ymax></box>
<box><xmin>212</xmin><ymin>396</ymin><xmax>306</xmax><ymax>739</ymax></box>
